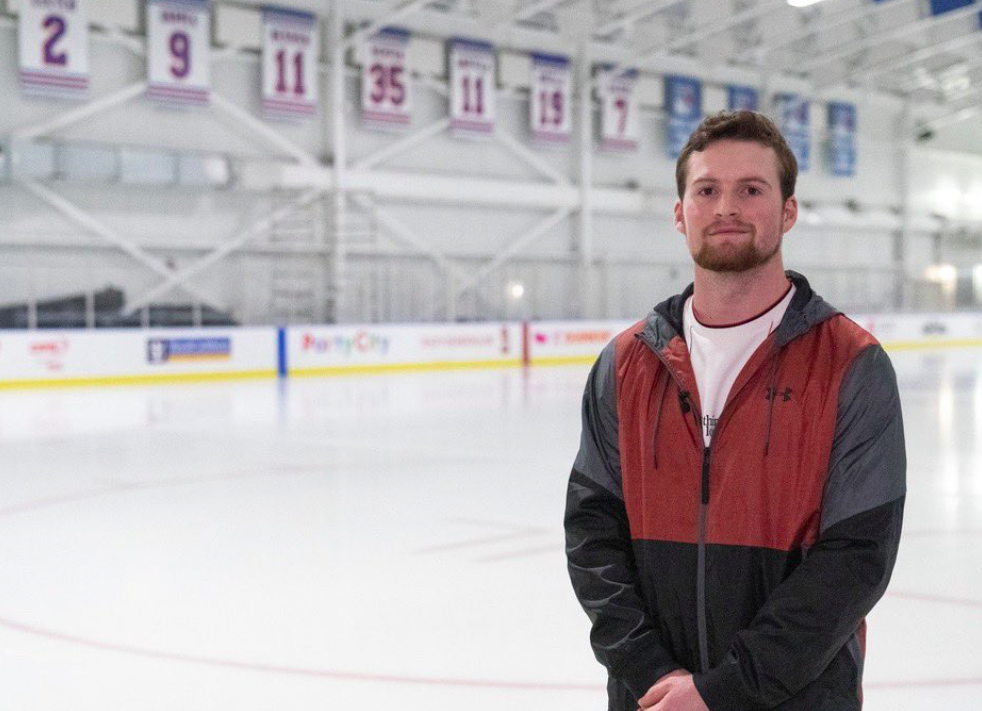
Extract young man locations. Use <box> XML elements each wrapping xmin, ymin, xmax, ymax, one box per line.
<box><xmin>564</xmin><ymin>111</ymin><xmax>905</xmax><ymax>711</ymax></box>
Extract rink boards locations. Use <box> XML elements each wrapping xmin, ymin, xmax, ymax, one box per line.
<box><xmin>1</xmin><ymin>312</ymin><xmax>981</xmax><ymax>388</ymax></box>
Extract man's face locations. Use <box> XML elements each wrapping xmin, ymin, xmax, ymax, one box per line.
<box><xmin>674</xmin><ymin>139</ymin><xmax>797</xmax><ymax>273</ymax></box>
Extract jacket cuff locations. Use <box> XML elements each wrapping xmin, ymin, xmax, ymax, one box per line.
<box><xmin>692</xmin><ymin>660</ymin><xmax>751</xmax><ymax>711</ymax></box>
<box><xmin>614</xmin><ymin>643</ymin><xmax>683</xmax><ymax>702</ymax></box>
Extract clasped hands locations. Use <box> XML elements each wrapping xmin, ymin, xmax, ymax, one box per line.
<box><xmin>637</xmin><ymin>669</ymin><xmax>710</xmax><ymax>711</ymax></box>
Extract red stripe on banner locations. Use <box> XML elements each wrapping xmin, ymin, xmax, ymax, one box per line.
<box><xmin>263</xmin><ymin>99</ymin><xmax>316</xmax><ymax>112</ymax></box>
<box><xmin>148</xmin><ymin>86</ymin><xmax>210</xmax><ymax>104</ymax></box>
<box><xmin>264</xmin><ymin>110</ymin><xmax>316</xmax><ymax>121</ymax></box>
<box><xmin>451</xmin><ymin>120</ymin><xmax>494</xmax><ymax>132</ymax></box>
<box><xmin>532</xmin><ymin>132</ymin><xmax>570</xmax><ymax>143</ymax></box>
<box><xmin>21</xmin><ymin>74</ymin><xmax>89</xmax><ymax>88</ymax></box>
<box><xmin>21</xmin><ymin>69</ymin><xmax>88</xmax><ymax>81</ymax></box>
<box><xmin>362</xmin><ymin>111</ymin><xmax>411</xmax><ymax>123</ymax></box>
<box><xmin>601</xmin><ymin>139</ymin><xmax>638</xmax><ymax>151</ymax></box>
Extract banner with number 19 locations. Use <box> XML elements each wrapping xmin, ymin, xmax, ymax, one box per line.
<box><xmin>262</xmin><ymin>6</ymin><xmax>318</xmax><ymax>121</ymax></box>
<box><xmin>147</xmin><ymin>0</ymin><xmax>210</xmax><ymax>107</ymax></box>
<box><xmin>18</xmin><ymin>0</ymin><xmax>90</xmax><ymax>98</ymax></box>
<box><xmin>529</xmin><ymin>53</ymin><xmax>571</xmax><ymax>146</ymax></box>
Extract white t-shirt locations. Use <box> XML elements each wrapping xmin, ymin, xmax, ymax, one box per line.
<box><xmin>683</xmin><ymin>283</ymin><xmax>796</xmax><ymax>445</ymax></box>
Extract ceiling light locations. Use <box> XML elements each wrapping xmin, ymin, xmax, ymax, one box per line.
<box><xmin>787</xmin><ymin>0</ymin><xmax>830</xmax><ymax>7</ymax></box>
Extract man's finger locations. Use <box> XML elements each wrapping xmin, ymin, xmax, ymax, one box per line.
<box><xmin>639</xmin><ymin>682</ymin><xmax>671</xmax><ymax>708</ymax></box>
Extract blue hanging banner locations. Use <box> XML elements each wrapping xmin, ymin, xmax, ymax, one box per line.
<box><xmin>665</xmin><ymin>75</ymin><xmax>702</xmax><ymax>159</ymax></box>
<box><xmin>826</xmin><ymin>101</ymin><xmax>857</xmax><ymax>177</ymax></box>
<box><xmin>774</xmin><ymin>93</ymin><xmax>810</xmax><ymax>171</ymax></box>
<box><xmin>928</xmin><ymin>0</ymin><xmax>982</xmax><ymax>28</ymax></box>
<box><xmin>728</xmin><ymin>85</ymin><xmax>759</xmax><ymax>112</ymax></box>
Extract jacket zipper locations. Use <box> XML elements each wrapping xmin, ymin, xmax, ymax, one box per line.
<box><xmin>646</xmin><ymin>339</ymin><xmax>780</xmax><ymax>675</ymax></box>
<box><xmin>697</xmin><ymin>446</ymin><xmax>711</xmax><ymax>673</ymax></box>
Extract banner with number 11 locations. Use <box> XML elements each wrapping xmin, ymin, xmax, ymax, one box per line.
<box><xmin>262</xmin><ymin>6</ymin><xmax>318</xmax><ymax>121</ymax></box>
<box><xmin>449</xmin><ymin>38</ymin><xmax>496</xmax><ymax>139</ymax></box>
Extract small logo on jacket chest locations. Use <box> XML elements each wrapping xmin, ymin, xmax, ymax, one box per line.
<box><xmin>765</xmin><ymin>386</ymin><xmax>793</xmax><ymax>402</ymax></box>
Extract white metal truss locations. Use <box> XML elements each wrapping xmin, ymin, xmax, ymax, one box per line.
<box><xmin>124</xmin><ymin>189</ymin><xmax>324</xmax><ymax>315</ymax></box>
<box><xmin>796</xmin><ymin>1</ymin><xmax>982</xmax><ymax>74</ymax></box>
<box><xmin>744</xmin><ymin>0</ymin><xmax>918</xmax><ymax>64</ymax></box>
<box><xmin>594</xmin><ymin>0</ymin><xmax>685</xmax><ymax>38</ymax></box>
<box><xmin>20</xmin><ymin>180</ymin><xmax>225</xmax><ymax>311</ymax></box>
<box><xmin>832</xmin><ymin>28</ymin><xmax>982</xmax><ymax>89</ymax></box>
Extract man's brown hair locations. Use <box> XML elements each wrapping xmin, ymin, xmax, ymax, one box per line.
<box><xmin>675</xmin><ymin>110</ymin><xmax>798</xmax><ymax>201</ymax></box>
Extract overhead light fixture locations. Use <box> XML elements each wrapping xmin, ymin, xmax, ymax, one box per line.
<box><xmin>787</xmin><ymin>0</ymin><xmax>829</xmax><ymax>7</ymax></box>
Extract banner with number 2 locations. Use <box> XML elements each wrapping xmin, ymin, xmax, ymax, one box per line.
<box><xmin>262</xmin><ymin>6</ymin><xmax>318</xmax><ymax>121</ymax></box>
<box><xmin>18</xmin><ymin>0</ymin><xmax>90</xmax><ymax>98</ymax></box>
<box><xmin>449</xmin><ymin>38</ymin><xmax>496</xmax><ymax>139</ymax></box>
<box><xmin>147</xmin><ymin>0</ymin><xmax>210</xmax><ymax>106</ymax></box>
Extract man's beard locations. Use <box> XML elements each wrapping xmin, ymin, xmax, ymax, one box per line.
<box><xmin>692</xmin><ymin>228</ymin><xmax>782</xmax><ymax>273</ymax></box>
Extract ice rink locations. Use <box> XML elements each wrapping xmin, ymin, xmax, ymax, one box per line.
<box><xmin>1</xmin><ymin>345</ymin><xmax>980</xmax><ymax>710</ymax></box>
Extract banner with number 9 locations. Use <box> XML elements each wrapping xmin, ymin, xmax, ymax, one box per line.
<box><xmin>449</xmin><ymin>38</ymin><xmax>496</xmax><ymax>139</ymax></box>
<box><xmin>262</xmin><ymin>6</ymin><xmax>319</xmax><ymax>121</ymax></box>
<box><xmin>147</xmin><ymin>0</ymin><xmax>210</xmax><ymax>106</ymax></box>
<box><xmin>361</xmin><ymin>27</ymin><xmax>411</xmax><ymax>131</ymax></box>
<box><xmin>529</xmin><ymin>53</ymin><xmax>571</xmax><ymax>146</ymax></box>
<box><xmin>18</xmin><ymin>0</ymin><xmax>90</xmax><ymax>98</ymax></box>
<box><xmin>598</xmin><ymin>65</ymin><xmax>639</xmax><ymax>154</ymax></box>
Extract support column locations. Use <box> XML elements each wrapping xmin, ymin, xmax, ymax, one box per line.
<box><xmin>896</xmin><ymin>98</ymin><xmax>914</xmax><ymax>311</ymax></box>
<box><xmin>330</xmin><ymin>0</ymin><xmax>347</xmax><ymax>324</ymax></box>
<box><xmin>577</xmin><ymin>41</ymin><xmax>596</xmax><ymax>319</ymax></box>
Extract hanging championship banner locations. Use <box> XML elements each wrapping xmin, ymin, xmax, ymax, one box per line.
<box><xmin>827</xmin><ymin>101</ymin><xmax>857</xmax><ymax>177</ymax></box>
<box><xmin>728</xmin><ymin>85</ymin><xmax>759</xmax><ymax>112</ymax></box>
<box><xmin>361</xmin><ymin>28</ymin><xmax>411</xmax><ymax>130</ymax></box>
<box><xmin>529</xmin><ymin>53</ymin><xmax>571</xmax><ymax>145</ymax></box>
<box><xmin>598</xmin><ymin>65</ymin><xmax>639</xmax><ymax>153</ymax></box>
<box><xmin>775</xmin><ymin>93</ymin><xmax>810</xmax><ymax>171</ymax></box>
<box><xmin>262</xmin><ymin>6</ymin><xmax>318</xmax><ymax>120</ymax></box>
<box><xmin>17</xmin><ymin>0</ymin><xmax>90</xmax><ymax>98</ymax></box>
<box><xmin>147</xmin><ymin>0</ymin><xmax>210</xmax><ymax>106</ymax></box>
<box><xmin>665</xmin><ymin>75</ymin><xmax>702</xmax><ymax>159</ymax></box>
<box><xmin>449</xmin><ymin>38</ymin><xmax>496</xmax><ymax>138</ymax></box>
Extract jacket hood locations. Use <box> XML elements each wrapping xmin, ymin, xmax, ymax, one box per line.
<box><xmin>643</xmin><ymin>270</ymin><xmax>840</xmax><ymax>353</ymax></box>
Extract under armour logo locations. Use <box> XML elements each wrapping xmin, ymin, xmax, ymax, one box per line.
<box><xmin>765</xmin><ymin>387</ymin><xmax>793</xmax><ymax>402</ymax></box>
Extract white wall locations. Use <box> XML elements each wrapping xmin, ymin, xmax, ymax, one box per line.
<box><xmin>1</xmin><ymin>3</ymin><xmax>981</xmax><ymax>326</ymax></box>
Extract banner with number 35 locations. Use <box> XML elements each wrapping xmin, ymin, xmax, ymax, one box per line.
<box><xmin>147</xmin><ymin>0</ymin><xmax>211</xmax><ymax>106</ymax></box>
<box><xmin>361</xmin><ymin>28</ymin><xmax>411</xmax><ymax>131</ymax></box>
<box><xmin>18</xmin><ymin>0</ymin><xmax>90</xmax><ymax>98</ymax></box>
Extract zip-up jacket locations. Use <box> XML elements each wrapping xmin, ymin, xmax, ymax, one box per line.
<box><xmin>565</xmin><ymin>271</ymin><xmax>905</xmax><ymax>710</ymax></box>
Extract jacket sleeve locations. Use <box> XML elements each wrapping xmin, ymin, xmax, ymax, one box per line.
<box><xmin>693</xmin><ymin>344</ymin><xmax>906</xmax><ymax>711</ymax></box>
<box><xmin>565</xmin><ymin>340</ymin><xmax>683</xmax><ymax>700</ymax></box>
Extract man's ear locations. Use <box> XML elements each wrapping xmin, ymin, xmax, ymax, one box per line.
<box><xmin>782</xmin><ymin>195</ymin><xmax>798</xmax><ymax>233</ymax></box>
<box><xmin>673</xmin><ymin>198</ymin><xmax>686</xmax><ymax>236</ymax></box>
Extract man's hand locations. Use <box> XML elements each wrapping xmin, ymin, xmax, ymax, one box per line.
<box><xmin>637</xmin><ymin>671</ymin><xmax>710</xmax><ymax>711</ymax></box>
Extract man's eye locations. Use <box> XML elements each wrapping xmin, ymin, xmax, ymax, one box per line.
<box><xmin>698</xmin><ymin>187</ymin><xmax>714</xmax><ymax>196</ymax></box>
<box><xmin>746</xmin><ymin>186</ymin><xmax>763</xmax><ymax>196</ymax></box>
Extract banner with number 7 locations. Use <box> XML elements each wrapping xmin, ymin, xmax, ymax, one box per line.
<box><xmin>147</xmin><ymin>0</ymin><xmax>211</xmax><ymax>107</ymax></box>
<box><xmin>598</xmin><ymin>65</ymin><xmax>639</xmax><ymax>154</ymax></box>
<box><xmin>262</xmin><ymin>6</ymin><xmax>319</xmax><ymax>121</ymax></box>
<box><xmin>18</xmin><ymin>0</ymin><xmax>90</xmax><ymax>98</ymax></box>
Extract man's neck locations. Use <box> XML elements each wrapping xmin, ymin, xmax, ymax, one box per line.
<box><xmin>690</xmin><ymin>258</ymin><xmax>790</xmax><ymax>327</ymax></box>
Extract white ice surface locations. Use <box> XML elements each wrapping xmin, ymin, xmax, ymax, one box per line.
<box><xmin>0</xmin><ymin>347</ymin><xmax>980</xmax><ymax>710</ymax></box>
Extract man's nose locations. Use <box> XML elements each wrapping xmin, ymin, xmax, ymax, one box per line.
<box><xmin>715</xmin><ymin>192</ymin><xmax>740</xmax><ymax>217</ymax></box>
